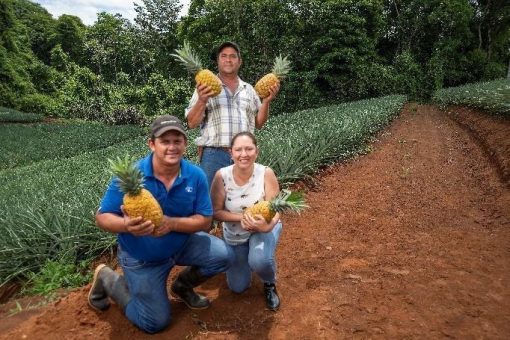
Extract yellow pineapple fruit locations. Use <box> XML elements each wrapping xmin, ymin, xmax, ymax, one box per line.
<box><xmin>109</xmin><ymin>155</ymin><xmax>163</xmax><ymax>227</ymax></box>
<box><xmin>255</xmin><ymin>55</ymin><xmax>291</xmax><ymax>98</ymax></box>
<box><xmin>172</xmin><ymin>41</ymin><xmax>222</xmax><ymax>97</ymax></box>
<box><xmin>244</xmin><ymin>190</ymin><xmax>307</xmax><ymax>223</ymax></box>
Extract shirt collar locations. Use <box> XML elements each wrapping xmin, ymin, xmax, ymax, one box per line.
<box><xmin>218</xmin><ymin>75</ymin><xmax>248</xmax><ymax>90</ymax></box>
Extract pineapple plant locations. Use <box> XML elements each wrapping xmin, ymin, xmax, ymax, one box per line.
<box><xmin>109</xmin><ymin>155</ymin><xmax>163</xmax><ymax>227</ymax></box>
<box><xmin>244</xmin><ymin>190</ymin><xmax>307</xmax><ymax>223</ymax></box>
<box><xmin>254</xmin><ymin>55</ymin><xmax>291</xmax><ymax>98</ymax></box>
<box><xmin>172</xmin><ymin>41</ymin><xmax>222</xmax><ymax>97</ymax></box>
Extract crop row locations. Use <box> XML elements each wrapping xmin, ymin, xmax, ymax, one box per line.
<box><xmin>0</xmin><ymin>95</ymin><xmax>405</xmax><ymax>286</ymax></box>
<box><xmin>432</xmin><ymin>78</ymin><xmax>509</xmax><ymax>116</ymax></box>
<box><xmin>0</xmin><ymin>122</ymin><xmax>145</xmax><ymax>170</ymax></box>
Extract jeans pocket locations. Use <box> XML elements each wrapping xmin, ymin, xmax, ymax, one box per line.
<box><xmin>118</xmin><ymin>251</ymin><xmax>146</xmax><ymax>270</ymax></box>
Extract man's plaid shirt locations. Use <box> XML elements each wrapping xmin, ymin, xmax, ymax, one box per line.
<box><xmin>185</xmin><ymin>78</ymin><xmax>261</xmax><ymax>147</ymax></box>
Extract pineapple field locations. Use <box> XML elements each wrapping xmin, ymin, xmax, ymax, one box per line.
<box><xmin>0</xmin><ymin>80</ymin><xmax>509</xmax><ymax>338</ymax></box>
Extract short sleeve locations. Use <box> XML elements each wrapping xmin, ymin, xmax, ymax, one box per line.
<box><xmin>185</xmin><ymin>90</ymin><xmax>199</xmax><ymax>118</ymax></box>
<box><xmin>250</xmin><ymin>86</ymin><xmax>261</xmax><ymax>115</ymax></box>
<box><xmin>97</xmin><ymin>179</ymin><xmax>124</xmax><ymax>216</ymax></box>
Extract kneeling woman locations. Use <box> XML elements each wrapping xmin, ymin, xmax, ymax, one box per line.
<box><xmin>211</xmin><ymin>131</ymin><xmax>282</xmax><ymax>311</ymax></box>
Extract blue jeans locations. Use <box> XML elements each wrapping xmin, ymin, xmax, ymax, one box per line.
<box><xmin>118</xmin><ymin>232</ymin><xmax>233</xmax><ymax>334</ymax></box>
<box><xmin>200</xmin><ymin>147</ymin><xmax>233</xmax><ymax>188</ymax></box>
<box><xmin>226</xmin><ymin>221</ymin><xmax>283</xmax><ymax>293</ymax></box>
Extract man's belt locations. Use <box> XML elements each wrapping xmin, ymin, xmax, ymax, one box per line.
<box><xmin>203</xmin><ymin>146</ymin><xmax>230</xmax><ymax>152</ymax></box>
<box><xmin>197</xmin><ymin>145</ymin><xmax>230</xmax><ymax>162</ymax></box>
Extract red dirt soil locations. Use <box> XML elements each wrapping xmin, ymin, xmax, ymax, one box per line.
<box><xmin>1</xmin><ymin>104</ymin><xmax>509</xmax><ymax>339</ymax></box>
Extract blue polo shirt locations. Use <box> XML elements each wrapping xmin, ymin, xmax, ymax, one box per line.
<box><xmin>98</xmin><ymin>153</ymin><xmax>212</xmax><ymax>261</ymax></box>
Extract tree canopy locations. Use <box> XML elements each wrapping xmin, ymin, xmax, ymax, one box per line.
<box><xmin>1</xmin><ymin>0</ymin><xmax>508</xmax><ymax>120</ymax></box>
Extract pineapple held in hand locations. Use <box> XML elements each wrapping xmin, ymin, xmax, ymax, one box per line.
<box><xmin>172</xmin><ymin>41</ymin><xmax>222</xmax><ymax>97</ymax></box>
<box><xmin>109</xmin><ymin>155</ymin><xmax>163</xmax><ymax>227</ymax></box>
<box><xmin>255</xmin><ymin>55</ymin><xmax>291</xmax><ymax>98</ymax></box>
<box><xmin>244</xmin><ymin>190</ymin><xmax>307</xmax><ymax>223</ymax></box>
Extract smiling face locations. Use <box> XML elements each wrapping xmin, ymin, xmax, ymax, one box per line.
<box><xmin>149</xmin><ymin>130</ymin><xmax>187</xmax><ymax>167</ymax></box>
<box><xmin>231</xmin><ymin>134</ymin><xmax>259</xmax><ymax>169</ymax></box>
<box><xmin>217</xmin><ymin>46</ymin><xmax>241</xmax><ymax>76</ymax></box>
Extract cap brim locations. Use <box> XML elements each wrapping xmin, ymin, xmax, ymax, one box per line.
<box><xmin>154</xmin><ymin>126</ymin><xmax>187</xmax><ymax>138</ymax></box>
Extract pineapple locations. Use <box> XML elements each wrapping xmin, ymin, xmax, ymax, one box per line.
<box><xmin>172</xmin><ymin>41</ymin><xmax>222</xmax><ymax>97</ymax></box>
<box><xmin>244</xmin><ymin>190</ymin><xmax>307</xmax><ymax>223</ymax></box>
<box><xmin>255</xmin><ymin>55</ymin><xmax>291</xmax><ymax>98</ymax></box>
<box><xmin>109</xmin><ymin>155</ymin><xmax>163</xmax><ymax>227</ymax></box>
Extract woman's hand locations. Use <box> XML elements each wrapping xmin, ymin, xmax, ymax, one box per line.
<box><xmin>241</xmin><ymin>212</ymin><xmax>271</xmax><ymax>233</ymax></box>
<box><xmin>121</xmin><ymin>205</ymin><xmax>155</xmax><ymax>236</ymax></box>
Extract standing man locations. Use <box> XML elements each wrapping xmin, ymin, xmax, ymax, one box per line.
<box><xmin>185</xmin><ymin>41</ymin><xmax>280</xmax><ymax>187</ymax></box>
<box><xmin>88</xmin><ymin>115</ymin><xmax>233</xmax><ymax>334</ymax></box>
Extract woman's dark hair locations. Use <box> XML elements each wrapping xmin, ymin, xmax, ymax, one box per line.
<box><xmin>230</xmin><ymin>131</ymin><xmax>257</xmax><ymax>148</ymax></box>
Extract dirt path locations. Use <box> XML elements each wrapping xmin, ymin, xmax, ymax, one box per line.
<box><xmin>1</xmin><ymin>104</ymin><xmax>509</xmax><ymax>339</ymax></box>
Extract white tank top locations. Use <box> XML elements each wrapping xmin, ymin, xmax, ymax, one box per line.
<box><xmin>220</xmin><ymin>163</ymin><xmax>266</xmax><ymax>245</ymax></box>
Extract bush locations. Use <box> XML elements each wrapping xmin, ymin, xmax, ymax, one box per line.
<box><xmin>393</xmin><ymin>51</ymin><xmax>425</xmax><ymax>100</ymax></box>
<box><xmin>139</xmin><ymin>74</ymin><xmax>192</xmax><ymax>119</ymax></box>
<box><xmin>271</xmin><ymin>71</ymin><xmax>327</xmax><ymax>115</ymax></box>
<box><xmin>67</xmin><ymin>97</ymin><xmax>108</xmax><ymax>121</ymax></box>
<box><xmin>106</xmin><ymin>105</ymin><xmax>145</xmax><ymax>125</ymax></box>
<box><xmin>483</xmin><ymin>62</ymin><xmax>506</xmax><ymax>80</ymax></box>
<box><xmin>16</xmin><ymin>93</ymin><xmax>58</xmax><ymax>116</ymax></box>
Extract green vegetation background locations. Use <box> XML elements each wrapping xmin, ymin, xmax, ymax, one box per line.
<box><xmin>1</xmin><ymin>0</ymin><xmax>509</xmax><ymax>122</ymax></box>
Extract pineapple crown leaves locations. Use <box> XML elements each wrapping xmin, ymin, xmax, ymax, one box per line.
<box><xmin>269</xmin><ymin>189</ymin><xmax>308</xmax><ymax>214</ymax></box>
<box><xmin>108</xmin><ymin>155</ymin><xmax>145</xmax><ymax>196</ymax></box>
<box><xmin>171</xmin><ymin>41</ymin><xmax>203</xmax><ymax>74</ymax></box>
<box><xmin>272</xmin><ymin>55</ymin><xmax>292</xmax><ymax>79</ymax></box>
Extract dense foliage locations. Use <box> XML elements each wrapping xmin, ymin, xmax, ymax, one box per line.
<box><xmin>0</xmin><ymin>0</ymin><xmax>508</xmax><ymax>121</ymax></box>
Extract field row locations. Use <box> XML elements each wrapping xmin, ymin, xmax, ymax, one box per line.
<box><xmin>0</xmin><ymin>95</ymin><xmax>405</xmax><ymax>286</ymax></box>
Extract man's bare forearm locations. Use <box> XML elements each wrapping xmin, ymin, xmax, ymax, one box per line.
<box><xmin>187</xmin><ymin>101</ymin><xmax>207</xmax><ymax>128</ymax></box>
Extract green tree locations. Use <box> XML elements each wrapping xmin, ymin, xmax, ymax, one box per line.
<box><xmin>11</xmin><ymin>0</ymin><xmax>56</xmax><ymax>64</ymax></box>
<box><xmin>54</xmin><ymin>14</ymin><xmax>86</xmax><ymax>63</ymax></box>
<box><xmin>292</xmin><ymin>0</ymin><xmax>386</xmax><ymax>100</ymax></box>
<box><xmin>134</xmin><ymin>0</ymin><xmax>182</xmax><ymax>77</ymax></box>
<box><xmin>0</xmin><ymin>0</ymin><xmax>36</xmax><ymax>107</ymax></box>
<box><xmin>0</xmin><ymin>0</ymin><xmax>20</xmax><ymax>52</ymax></box>
<box><xmin>471</xmin><ymin>0</ymin><xmax>510</xmax><ymax>61</ymax></box>
<box><xmin>86</xmin><ymin>12</ymin><xmax>133</xmax><ymax>83</ymax></box>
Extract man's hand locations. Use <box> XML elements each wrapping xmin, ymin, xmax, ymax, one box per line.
<box><xmin>121</xmin><ymin>205</ymin><xmax>155</xmax><ymax>236</ymax></box>
<box><xmin>262</xmin><ymin>82</ymin><xmax>280</xmax><ymax>103</ymax></box>
<box><xmin>197</xmin><ymin>83</ymin><xmax>215</xmax><ymax>103</ymax></box>
<box><xmin>152</xmin><ymin>216</ymin><xmax>178</xmax><ymax>238</ymax></box>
